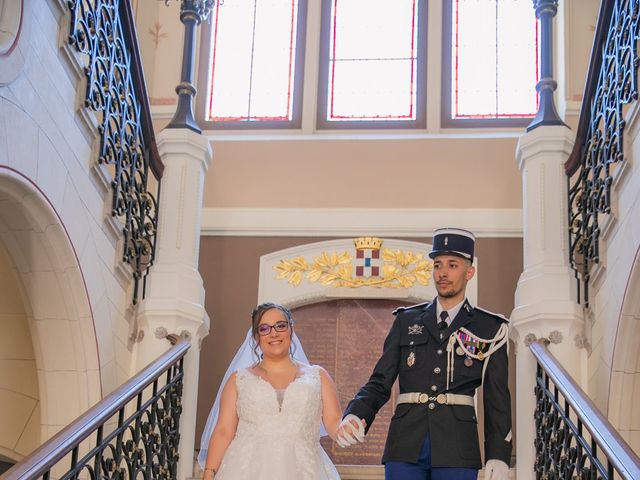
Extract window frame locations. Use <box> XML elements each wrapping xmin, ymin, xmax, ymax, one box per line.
<box><xmin>441</xmin><ymin>0</ymin><xmax>536</xmax><ymax>129</ymax></box>
<box><xmin>315</xmin><ymin>0</ymin><xmax>428</xmax><ymax>130</ymax></box>
<box><xmin>195</xmin><ymin>0</ymin><xmax>309</xmax><ymax>130</ymax></box>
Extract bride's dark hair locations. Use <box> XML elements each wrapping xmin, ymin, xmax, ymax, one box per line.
<box><xmin>250</xmin><ymin>302</ymin><xmax>296</xmax><ymax>359</ymax></box>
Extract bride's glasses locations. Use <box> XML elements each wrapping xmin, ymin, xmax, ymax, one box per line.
<box><xmin>257</xmin><ymin>321</ymin><xmax>290</xmax><ymax>336</ymax></box>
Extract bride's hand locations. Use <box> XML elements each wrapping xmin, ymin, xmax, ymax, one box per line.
<box><xmin>335</xmin><ymin>414</ymin><xmax>366</xmax><ymax>448</ymax></box>
<box><xmin>203</xmin><ymin>467</ymin><xmax>217</xmax><ymax>479</ymax></box>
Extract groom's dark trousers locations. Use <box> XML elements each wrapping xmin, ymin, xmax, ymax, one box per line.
<box><xmin>384</xmin><ymin>434</ymin><xmax>478</xmax><ymax>480</ymax></box>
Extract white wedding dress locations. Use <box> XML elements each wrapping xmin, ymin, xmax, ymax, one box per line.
<box><xmin>215</xmin><ymin>365</ymin><xmax>341</xmax><ymax>480</ymax></box>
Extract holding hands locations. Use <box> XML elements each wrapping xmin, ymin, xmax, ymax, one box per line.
<box><xmin>335</xmin><ymin>414</ymin><xmax>366</xmax><ymax>448</ymax></box>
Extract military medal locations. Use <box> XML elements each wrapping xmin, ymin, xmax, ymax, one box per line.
<box><xmin>408</xmin><ymin>324</ymin><xmax>424</xmax><ymax>335</ymax></box>
<box><xmin>477</xmin><ymin>351</ymin><xmax>485</xmax><ymax>361</ymax></box>
<box><xmin>456</xmin><ymin>346</ymin><xmax>464</xmax><ymax>356</ymax></box>
<box><xmin>407</xmin><ymin>351</ymin><xmax>416</xmax><ymax>367</ymax></box>
<box><xmin>464</xmin><ymin>357</ymin><xmax>473</xmax><ymax>367</ymax></box>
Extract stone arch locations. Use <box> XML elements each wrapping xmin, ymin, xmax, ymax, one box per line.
<box><xmin>0</xmin><ymin>0</ymin><xmax>28</xmax><ymax>85</ymax></box>
<box><xmin>0</xmin><ymin>167</ymin><xmax>101</xmax><ymax>457</ymax></box>
<box><xmin>0</xmin><ymin>0</ymin><xmax>22</xmax><ymax>55</ymax></box>
<box><xmin>608</xmin><ymin>246</ymin><xmax>640</xmax><ymax>453</ymax></box>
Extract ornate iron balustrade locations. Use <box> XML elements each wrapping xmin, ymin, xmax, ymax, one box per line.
<box><xmin>531</xmin><ymin>340</ymin><xmax>640</xmax><ymax>479</ymax></box>
<box><xmin>0</xmin><ymin>337</ymin><xmax>189</xmax><ymax>480</ymax></box>
<box><xmin>566</xmin><ymin>0</ymin><xmax>640</xmax><ymax>307</ymax></box>
<box><xmin>67</xmin><ymin>0</ymin><xmax>163</xmax><ymax>304</ymax></box>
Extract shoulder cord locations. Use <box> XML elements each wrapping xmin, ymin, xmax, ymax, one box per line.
<box><xmin>446</xmin><ymin>323</ymin><xmax>509</xmax><ymax>390</ymax></box>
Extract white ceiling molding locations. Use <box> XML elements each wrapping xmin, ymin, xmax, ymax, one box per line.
<box><xmin>200</xmin><ymin>208</ymin><xmax>523</xmax><ymax>237</ymax></box>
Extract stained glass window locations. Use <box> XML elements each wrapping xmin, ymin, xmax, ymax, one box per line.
<box><xmin>206</xmin><ymin>0</ymin><xmax>305</xmax><ymax>125</ymax></box>
<box><xmin>448</xmin><ymin>0</ymin><xmax>539</xmax><ymax>122</ymax></box>
<box><xmin>318</xmin><ymin>0</ymin><xmax>426</xmax><ymax>127</ymax></box>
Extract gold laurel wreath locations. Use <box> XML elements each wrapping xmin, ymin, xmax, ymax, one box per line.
<box><xmin>273</xmin><ymin>249</ymin><xmax>432</xmax><ymax>288</ymax></box>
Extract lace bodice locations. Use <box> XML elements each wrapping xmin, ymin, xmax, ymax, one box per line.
<box><xmin>215</xmin><ymin>365</ymin><xmax>340</xmax><ymax>480</ymax></box>
<box><xmin>235</xmin><ymin>366</ymin><xmax>323</xmax><ymax>442</ymax></box>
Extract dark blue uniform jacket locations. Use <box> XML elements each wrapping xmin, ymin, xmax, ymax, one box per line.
<box><xmin>343</xmin><ymin>300</ymin><xmax>512</xmax><ymax>468</ymax></box>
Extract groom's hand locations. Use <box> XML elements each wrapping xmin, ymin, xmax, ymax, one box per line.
<box><xmin>335</xmin><ymin>414</ymin><xmax>366</xmax><ymax>448</ymax></box>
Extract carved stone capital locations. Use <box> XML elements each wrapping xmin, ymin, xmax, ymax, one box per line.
<box><xmin>548</xmin><ymin>330</ymin><xmax>563</xmax><ymax>344</ymax></box>
<box><xmin>155</xmin><ymin>326</ymin><xmax>169</xmax><ymax>339</ymax></box>
<box><xmin>574</xmin><ymin>333</ymin><xmax>592</xmax><ymax>354</ymax></box>
<box><xmin>523</xmin><ymin>333</ymin><xmax>537</xmax><ymax>347</ymax></box>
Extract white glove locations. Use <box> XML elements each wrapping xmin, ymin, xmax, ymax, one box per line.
<box><xmin>484</xmin><ymin>459</ymin><xmax>509</xmax><ymax>480</ymax></box>
<box><xmin>335</xmin><ymin>414</ymin><xmax>365</xmax><ymax>448</ymax></box>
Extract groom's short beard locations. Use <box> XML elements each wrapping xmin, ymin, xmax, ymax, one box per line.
<box><xmin>437</xmin><ymin>286</ymin><xmax>462</xmax><ymax>298</ymax></box>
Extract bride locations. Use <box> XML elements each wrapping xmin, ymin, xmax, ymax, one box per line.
<box><xmin>199</xmin><ymin>302</ymin><xmax>342</xmax><ymax>479</ymax></box>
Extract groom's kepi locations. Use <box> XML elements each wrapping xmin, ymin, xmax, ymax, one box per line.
<box><xmin>429</xmin><ymin>227</ymin><xmax>475</xmax><ymax>262</ymax></box>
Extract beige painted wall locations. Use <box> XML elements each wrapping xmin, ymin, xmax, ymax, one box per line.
<box><xmin>564</xmin><ymin>0</ymin><xmax>600</xmax><ymax>104</ymax></box>
<box><xmin>203</xmin><ymin>136</ymin><xmax>523</xmax><ymax>208</ymax></box>
<box><xmin>0</xmin><ymin>243</ymin><xmax>39</xmax><ymax>462</ymax></box>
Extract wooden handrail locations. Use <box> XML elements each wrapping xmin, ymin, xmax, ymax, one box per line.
<box><xmin>565</xmin><ymin>0</ymin><xmax>614</xmax><ymax>176</ymax></box>
<box><xmin>119</xmin><ymin>0</ymin><xmax>164</xmax><ymax>179</ymax></box>
<box><xmin>530</xmin><ymin>340</ymin><xmax>640</xmax><ymax>479</ymax></box>
<box><xmin>0</xmin><ymin>338</ymin><xmax>190</xmax><ymax>480</ymax></box>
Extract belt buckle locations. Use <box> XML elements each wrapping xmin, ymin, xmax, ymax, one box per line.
<box><xmin>418</xmin><ymin>393</ymin><xmax>429</xmax><ymax>403</ymax></box>
<box><xmin>436</xmin><ymin>393</ymin><xmax>447</xmax><ymax>404</ymax></box>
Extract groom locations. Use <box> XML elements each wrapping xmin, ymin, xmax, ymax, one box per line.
<box><xmin>336</xmin><ymin>228</ymin><xmax>512</xmax><ymax>480</ymax></box>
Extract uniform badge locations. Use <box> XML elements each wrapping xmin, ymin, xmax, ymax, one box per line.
<box><xmin>407</xmin><ymin>351</ymin><xmax>416</xmax><ymax>367</ymax></box>
<box><xmin>408</xmin><ymin>324</ymin><xmax>424</xmax><ymax>335</ymax></box>
<box><xmin>464</xmin><ymin>357</ymin><xmax>473</xmax><ymax>367</ymax></box>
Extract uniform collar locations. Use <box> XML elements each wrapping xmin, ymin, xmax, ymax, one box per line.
<box><xmin>425</xmin><ymin>299</ymin><xmax>474</xmax><ymax>344</ymax></box>
<box><xmin>436</xmin><ymin>298</ymin><xmax>467</xmax><ymax>324</ymax></box>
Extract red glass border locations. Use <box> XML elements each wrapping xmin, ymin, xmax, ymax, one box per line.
<box><xmin>328</xmin><ymin>0</ymin><xmax>418</xmax><ymax>121</ymax></box>
<box><xmin>452</xmin><ymin>0</ymin><xmax>539</xmax><ymax>120</ymax></box>
<box><xmin>207</xmin><ymin>0</ymin><xmax>299</xmax><ymax>122</ymax></box>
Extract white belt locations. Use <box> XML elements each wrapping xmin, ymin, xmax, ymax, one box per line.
<box><xmin>397</xmin><ymin>392</ymin><xmax>474</xmax><ymax>406</ymax></box>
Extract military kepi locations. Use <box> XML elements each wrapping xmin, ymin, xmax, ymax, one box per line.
<box><xmin>429</xmin><ymin>227</ymin><xmax>475</xmax><ymax>262</ymax></box>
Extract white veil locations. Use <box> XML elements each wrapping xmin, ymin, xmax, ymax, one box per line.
<box><xmin>197</xmin><ymin>328</ymin><xmax>323</xmax><ymax>468</ymax></box>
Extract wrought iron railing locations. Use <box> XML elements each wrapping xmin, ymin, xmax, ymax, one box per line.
<box><xmin>531</xmin><ymin>340</ymin><xmax>640</xmax><ymax>479</ymax></box>
<box><xmin>67</xmin><ymin>0</ymin><xmax>163</xmax><ymax>304</ymax></box>
<box><xmin>0</xmin><ymin>337</ymin><xmax>189</xmax><ymax>480</ymax></box>
<box><xmin>566</xmin><ymin>0</ymin><xmax>640</xmax><ymax>307</ymax></box>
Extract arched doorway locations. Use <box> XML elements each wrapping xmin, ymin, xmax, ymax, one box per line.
<box><xmin>0</xmin><ymin>168</ymin><xmax>100</xmax><ymax>461</ymax></box>
<box><xmin>608</xmin><ymin>247</ymin><xmax>640</xmax><ymax>455</ymax></box>
<box><xmin>0</xmin><ymin>240</ymin><xmax>36</xmax><ymax>467</ymax></box>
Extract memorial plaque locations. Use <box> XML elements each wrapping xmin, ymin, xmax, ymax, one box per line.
<box><xmin>293</xmin><ymin>299</ymin><xmax>411</xmax><ymax>466</ymax></box>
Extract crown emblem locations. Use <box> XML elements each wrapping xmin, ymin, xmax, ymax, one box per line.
<box><xmin>444</xmin><ymin>236</ymin><xmax>449</xmax><ymax>246</ymax></box>
<box><xmin>353</xmin><ymin>237</ymin><xmax>383</xmax><ymax>250</ymax></box>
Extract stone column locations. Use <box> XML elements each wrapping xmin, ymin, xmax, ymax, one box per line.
<box><xmin>512</xmin><ymin>125</ymin><xmax>585</xmax><ymax>480</ymax></box>
<box><xmin>134</xmin><ymin>127</ymin><xmax>212</xmax><ymax>480</ymax></box>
